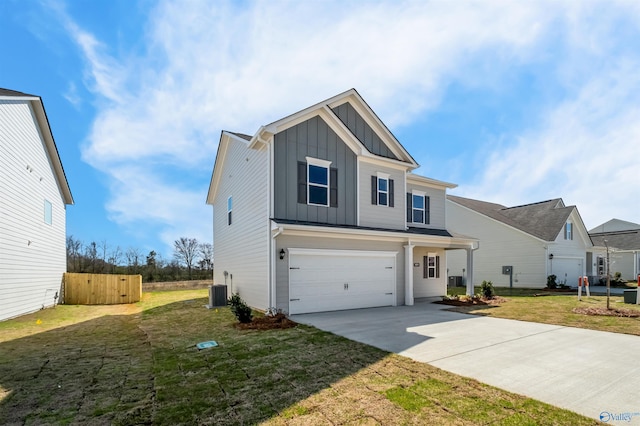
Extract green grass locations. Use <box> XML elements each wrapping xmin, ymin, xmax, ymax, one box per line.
<box><xmin>446</xmin><ymin>287</ymin><xmax>640</xmax><ymax>336</ymax></box>
<box><xmin>0</xmin><ymin>290</ymin><xmax>600</xmax><ymax>425</ymax></box>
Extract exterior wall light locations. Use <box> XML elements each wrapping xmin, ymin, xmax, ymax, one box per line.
<box><xmin>548</xmin><ymin>254</ymin><xmax>554</xmax><ymax>260</ymax></box>
<box><xmin>279</xmin><ymin>249</ymin><xmax>286</xmax><ymax>260</ymax></box>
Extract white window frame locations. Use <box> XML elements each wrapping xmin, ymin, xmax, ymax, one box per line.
<box><xmin>227</xmin><ymin>196</ymin><xmax>232</xmax><ymax>225</ymax></box>
<box><xmin>565</xmin><ymin>222</ymin><xmax>572</xmax><ymax>240</ymax></box>
<box><xmin>377</xmin><ymin>172</ymin><xmax>389</xmax><ymax>206</ymax></box>
<box><xmin>426</xmin><ymin>253</ymin><xmax>437</xmax><ymax>279</ymax></box>
<box><xmin>44</xmin><ymin>200</ymin><xmax>52</xmax><ymax>225</ymax></box>
<box><xmin>306</xmin><ymin>157</ymin><xmax>331</xmax><ymax>207</ymax></box>
<box><xmin>412</xmin><ymin>190</ymin><xmax>425</xmax><ymax>224</ymax></box>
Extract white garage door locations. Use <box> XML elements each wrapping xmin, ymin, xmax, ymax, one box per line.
<box><xmin>553</xmin><ymin>258</ymin><xmax>583</xmax><ymax>286</ymax></box>
<box><xmin>288</xmin><ymin>249</ymin><xmax>397</xmax><ymax>314</ymax></box>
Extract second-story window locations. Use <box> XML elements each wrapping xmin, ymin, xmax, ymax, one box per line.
<box><xmin>412</xmin><ymin>194</ymin><xmax>424</xmax><ymax>223</ymax></box>
<box><xmin>564</xmin><ymin>222</ymin><xmax>573</xmax><ymax>240</ymax></box>
<box><xmin>307</xmin><ymin>157</ymin><xmax>331</xmax><ymax>207</ymax></box>
<box><xmin>227</xmin><ymin>196</ymin><xmax>232</xmax><ymax>225</ymax></box>
<box><xmin>371</xmin><ymin>172</ymin><xmax>394</xmax><ymax>207</ymax></box>
<box><xmin>407</xmin><ymin>191</ymin><xmax>430</xmax><ymax>225</ymax></box>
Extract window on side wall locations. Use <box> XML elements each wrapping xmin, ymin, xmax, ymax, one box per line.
<box><xmin>44</xmin><ymin>200</ymin><xmax>52</xmax><ymax>225</ymax></box>
<box><xmin>227</xmin><ymin>196</ymin><xmax>232</xmax><ymax>225</ymax></box>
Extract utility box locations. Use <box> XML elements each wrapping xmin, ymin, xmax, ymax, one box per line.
<box><xmin>448</xmin><ymin>276</ymin><xmax>463</xmax><ymax>287</ymax></box>
<box><xmin>502</xmin><ymin>266</ymin><xmax>513</xmax><ymax>275</ymax></box>
<box><xmin>208</xmin><ymin>285</ymin><xmax>228</xmax><ymax>308</ymax></box>
<box><xmin>623</xmin><ymin>290</ymin><xmax>637</xmax><ymax>304</ymax></box>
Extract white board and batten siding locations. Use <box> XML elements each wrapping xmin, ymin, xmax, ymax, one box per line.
<box><xmin>212</xmin><ymin>135</ymin><xmax>270</xmax><ymax>310</ymax></box>
<box><xmin>446</xmin><ymin>199</ymin><xmax>547</xmax><ymax>288</ymax></box>
<box><xmin>358</xmin><ymin>160</ymin><xmax>405</xmax><ymax>230</ymax></box>
<box><xmin>0</xmin><ymin>100</ymin><xmax>66</xmax><ymax>321</ymax></box>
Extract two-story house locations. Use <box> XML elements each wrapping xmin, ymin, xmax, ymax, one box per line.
<box><xmin>207</xmin><ymin>89</ymin><xmax>477</xmax><ymax>314</ymax></box>
<box><xmin>1</xmin><ymin>88</ymin><xmax>73</xmax><ymax>321</ymax></box>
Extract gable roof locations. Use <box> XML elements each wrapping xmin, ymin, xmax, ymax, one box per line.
<box><xmin>0</xmin><ymin>88</ymin><xmax>73</xmax><ymax>205</ymax></box>
<box><xmin>448</xmin><ymin>195</ymin><xmax>578</xmax><ymax>241</ymax></box>
<box><xmin>248</xmin><ymin>88</ymin><xmax>418</xmax><ymax>168</ymax></box>
<box><xmin>589</xmin><ymin>218</ymin><xmax>640</xmax><ymax>233</ymax></box>
<box><xmin>590</xmin><ymin>230</ymin><xmax>640</xmax><ymax>251</ymax></box>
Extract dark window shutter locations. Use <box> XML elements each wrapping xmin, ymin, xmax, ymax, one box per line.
<box><xmin>407</xmin><ymin>193</ymin><xmax>412</xmax><ymax>222</ymax></box>
<box><xmin>330</xmin><ymin>168</ymin><xmax>338</xmax><ymax>208</ymax></box>
<box><xmin>425</xmin><ymin>196</ymin><xmax>430</xmax><ymax>225</ymax></box>
<box><xmin>436</xmin><ymin>255</ymin><xmax>440</xmax><ymax>278</ymax></box>
<box><xmin>297</xmin><ymin>161</ymin><xmax>307</xmax><ymax>204</ymax></box>
<box><xmin>423</xmin><ymin>256</ymin><xmax>428</xmax><ymax>279</ymax></box>
<box><xmin>389</xmin><ymin>179</ymin><xmax>394</xmax><ymax>207</ymax></box>
<box><xmin>371</xmin><ymin>176</ymin><xmax>377</xmax><ymax>205</ymax></box>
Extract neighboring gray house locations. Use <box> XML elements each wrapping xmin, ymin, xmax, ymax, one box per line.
<box><xmin>447</xmin><ymin>196</ymin><xmax>592</xmax><ymax>288</ymax></box>
<box><xmin>589</xmin><ymin>219</ymin><xmax>640</xmax><ymax>281</ymax></box>
<box><xmin>206</xmin><ymin>89</ymin><xmax>477</xmax><ymax>314</ymax></box>
<box><xmin>0</xmin><ymin>88</ymin><xmax>73</xmax><ymax>321</ymax></box>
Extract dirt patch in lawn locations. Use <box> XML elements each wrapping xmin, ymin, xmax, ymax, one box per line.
<box><xmin>235</xmin><ymin>313</ymin><xmax>298</xmax><ymax>330</ymax></box>
<box><xmin>572</xmin><ymin>306</ymin><xmax>640</xmax><ymax>317</ymax></box>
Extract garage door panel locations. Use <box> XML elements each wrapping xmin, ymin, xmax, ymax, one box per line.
<box><xmin>288</xmin><ymin>250</ymin><xmax>396</xmax><ymax>314</ymax></box>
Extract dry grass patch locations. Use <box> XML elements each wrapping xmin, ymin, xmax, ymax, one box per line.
<box><xmin>0</xmin><ymin>289</ymin><xmax>599</xmax><ymax>425</ymax></box>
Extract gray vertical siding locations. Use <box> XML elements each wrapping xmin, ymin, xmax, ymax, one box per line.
<box><xmin>331</xmin><ymin>102</ymin><xmax>399</xmax><ymax>160</ymax></box>
<box><xmin>274</xmin><ymin>115</ymin><xmax>357</xmax><ymax>225</ymax></box>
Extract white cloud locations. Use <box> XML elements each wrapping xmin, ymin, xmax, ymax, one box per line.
<box><xmin>51</xmin><ymin>0</ymin><xmax>640</xmax><ymax>248</ymax></box>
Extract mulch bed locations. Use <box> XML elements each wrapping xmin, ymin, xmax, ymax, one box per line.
<box><xmin>435</xmin><ymin>296</ymin><xmax>506</xmax><ymax>307</ymax></box>
<box><xmin>235</xmin><ymin>313</ymin><xmax>298</xmax><ymax>330</ymax></box>
<box><xmin>572</xmin><ymin>307</ymin><xmax>640</xmax><ymax>318</ymax></box>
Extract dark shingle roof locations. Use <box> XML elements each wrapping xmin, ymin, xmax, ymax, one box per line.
<box><xmin>590</xmin><ymin>230</ymin><xmax>640</xmax><ymax>250</ymax></box>
<box><xmin>272</xmin><ymin>218</ymin><xmax>452</xmax><ymax>237</ymax></box>
<box><xmin>228</xmin><ymin>132</ymin><xmax>252</xmax><ymax>141</ymax></box>
<box><xmin>448</xmin><ymin>195</ymin><xmax>574</xmax><ymax>241</ymax></box>
<box><xmin>0</xmin><ymin>88</ymin><xmax>37</xmax><ymax>97</ymax></box>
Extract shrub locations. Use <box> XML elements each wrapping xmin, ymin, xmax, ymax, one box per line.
<box><xmin>547</xmin><ymin>274</ymin><xmax>557</xmax><ymax>289</ymax></box>
<box><xmin>480</xmin><ymin>280</ymin><xmax>495</xmax><ymax>299</ymax></box>
<box><xmin>227</xmin><ymin>293</ymin><xmax>253</xmax><ymax>323</ymax></box>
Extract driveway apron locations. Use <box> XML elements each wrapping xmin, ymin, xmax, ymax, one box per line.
<box><xmin>292</xmin><ymin>300</ymin><xmax>640</xmax><ymax>424</ymax></box>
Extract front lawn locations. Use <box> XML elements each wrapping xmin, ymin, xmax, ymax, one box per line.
<box><xmin>0</xmin><ymin>290</ymin><xmax>599</xmax><ymax>424</ymax></box>
<box><xmin>447</xmin><ymin>287</ymin><xmax>640</xmax><ymax>336</ymax></box>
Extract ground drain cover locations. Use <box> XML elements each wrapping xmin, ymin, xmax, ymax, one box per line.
<box><xmin>196</xmin><ymin>341</ymin><xmax>219</xmax><ymax>350</ymax></box>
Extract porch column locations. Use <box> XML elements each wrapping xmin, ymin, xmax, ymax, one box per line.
<box><xmin>466</xmin><ymin>247</ymin><xmax>474</xmax><ymax>296</ymax></box>
<box><xmin>404</xmin><ymin>244</ymin><xmax>414</xmax><ymax>306</ymax></box>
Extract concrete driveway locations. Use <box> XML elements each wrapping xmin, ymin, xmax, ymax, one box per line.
<box><xmin>291</xmin><ymin>300</ymin><xmax>640</xmax><ymax>424</ymax></box>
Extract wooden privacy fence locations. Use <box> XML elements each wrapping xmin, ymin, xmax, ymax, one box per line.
<box><xmin>63</xmin><ymin>273</ymin><xmax>142</xmax><ymax>305</ymax></box>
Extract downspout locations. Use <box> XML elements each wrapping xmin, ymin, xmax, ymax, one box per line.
<box><xmin>270</xmin><ymin>226</ymin><xmax>283</xmax><ymax>309</ymax></box>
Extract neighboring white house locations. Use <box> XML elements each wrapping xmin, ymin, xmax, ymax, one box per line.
<box><xmin>207</xmin><ymin>89</ymin><xmax>478</xmax><ymax>314</ymax></box>
<box><xmin>0</xmin><ymin>88</ymin><xmax>73</xmax><ymax>322</ymax></box>
<box><xmin>446</xmin><ymin>196</ymin><xmax>592</xmax><ymax>288</ymax></box>
<box><xmin>588</xmin><ymin>219</ymin><xmax>640</xmax><ymax>281</ymax></box>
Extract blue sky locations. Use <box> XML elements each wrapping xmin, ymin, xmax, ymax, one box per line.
<box><xmin>2</xmin><ymin>0</ymin><xmax>639</xmax><ymax>259</ymax></box>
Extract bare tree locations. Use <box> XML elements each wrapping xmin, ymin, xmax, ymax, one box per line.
<box><xmin>198</xmin><ymin>242</ymin><xmax>213</xmax><ymax>276</ymax></box>
<box><xmin>125</xmin><ymin>247</ymin><xmax>142</xmax><ymax>274</ymax></box>
<box><xmin>107</xmin><ymin>246</ymin><xmax>122</xmax><ymax>273</ymax></box>
<box><xmin>66</xmin><ymin>235</ymin><xmax>82</xmax><ymax>272</ymax></box>
<box><xmin>174</xmin><ymin>237</ymin><xmax>199</xmax><ymax>280</ymax></box>
<box><xmin>85</xmin><ymin>241</ymin><xmax>98</xmax><ymax>273</ymax></box>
